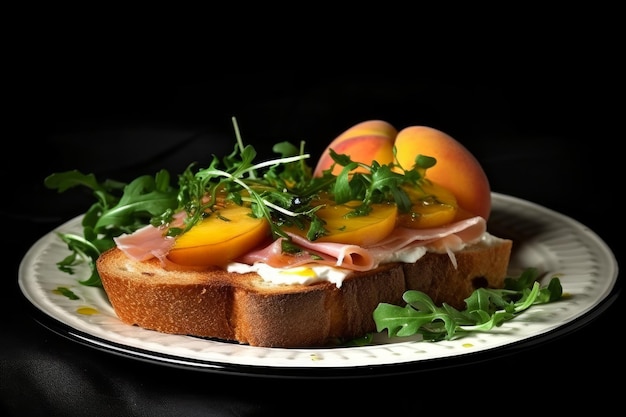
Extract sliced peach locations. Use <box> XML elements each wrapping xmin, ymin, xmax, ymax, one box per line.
<box><xmin>397</xmin><ymin>181</ymin><xmax>459</xmax><ymax>229</ymax></box>
<box><xmin>313</xmin><ymin>120</ymin><xmax>397</xmax><ymax>177</ymax></box>
<box><xmin>167</xmin><ymin>205</ymin><xmax>270</xmax><ymax>267</ymax></box>
<box><xmin>393</xmin><ymin>126</ymin><xmax>491</xmax><ymax>220</ymax></box>
<box><xmin>285</xmin><ymin>197</ymin><xmax>398</xmax><ymax>246</ymax></box>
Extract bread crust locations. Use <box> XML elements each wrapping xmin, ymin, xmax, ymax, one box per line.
<box><xmin>97</xmin><ymin>238</ymin><xmax>512</xmax><ymax>347</ymax></box>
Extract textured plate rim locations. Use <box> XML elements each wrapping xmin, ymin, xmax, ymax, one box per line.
<box><xmin>18</xmin><ymin>192</ymin><xmax>620</xmax><ymax>377</ymax></box>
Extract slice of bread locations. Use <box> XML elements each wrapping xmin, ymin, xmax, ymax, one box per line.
<box><xmin>96</xmin><ymin>236</ymin><xmax>513</xmax><ymax>347</ymax></box>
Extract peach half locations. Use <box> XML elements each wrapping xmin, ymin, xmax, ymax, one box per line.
<box><xmin>313</xmin><ymin>121</ymin><xmax>491</xmax><ymax>220</ymax></box>
<box><xmin>313</xmin><ymin>120</ymin><xmax>397</xmax><ymax>176</ymax></box>
<box><xmin>393</xmin><ymin>126</ymin><xmax>491</xmax><ymax>220</ymax></box>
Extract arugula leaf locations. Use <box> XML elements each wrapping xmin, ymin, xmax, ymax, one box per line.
<box><xmin>55</xmin><ymin>233</ymin><xmax>105</xmax><ymax>286</ymax></box>
<box><xmin>373</xmin><ymin>268</ymin><xmax>564</xmax><ymax>341</ymax></box>
<box><xmin>95</xmin><ymin>172</ymin><xmax>178</xmax><ymax>231</ymax></box>
<box><xmin>44</xmin><ymin>170</ymin><xmax>112</xmax><ymax>194</ymax></box>
<box><xmin>44</xmin><ymin>169</ymin><xmax>179</xmax><ymax>287</ymax></box>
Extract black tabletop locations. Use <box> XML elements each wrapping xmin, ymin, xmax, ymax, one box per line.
<box><xmin>3</xmin><ymin>75</ymin><xmax>622</xmax><ymax>415</ymax></box>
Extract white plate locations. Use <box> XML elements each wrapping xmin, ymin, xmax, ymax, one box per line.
<box><xmin>18</xmin><ymin>193</ymin><xmax>619</xmax><ymax>377</ymax></box>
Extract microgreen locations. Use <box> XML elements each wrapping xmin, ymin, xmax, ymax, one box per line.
<box><xmin>373</xmin><ymin>267</ymin><xmax>564</xmax><ymax>342</ymax></box>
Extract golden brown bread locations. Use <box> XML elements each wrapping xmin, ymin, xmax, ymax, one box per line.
<box><xmin>96</xmin><ymin>236</ymin><xmax>513</xmax><ymax>347</ymax></box>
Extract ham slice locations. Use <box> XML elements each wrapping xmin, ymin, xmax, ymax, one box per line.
<box><xmin>369</xmin><ymin>216</ymin><xmax>486</xmax><ymax>268</ymax></box>
<box><xmin>114</xmin><ymin>212</ymin><xmax>185</xmax><ymax>264</ymax></box>
<box><xmin>239</xmin><ymin>216</ymin><xmax>486</xmax><ymax>271</ymax></box>
<box><xmin>236</xmin><ymin>232</ymin><xmax>376</xmax><ymax>271</ymax></box>
<box><xmin>115</xmin><ymin>209</ymin><xmax>486</xmax><ymax>272</ymax></box>
<box><xmin>370</xmin><ymin>216</ymin><xmax>485</xmax><ymax>252</ymax></box>
<box><xmin>113</xmin><ymin>224</ymin><xmax>176</xmax><ymax>263</ymax></box>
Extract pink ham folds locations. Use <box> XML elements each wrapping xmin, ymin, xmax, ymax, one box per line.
<box><xmin>114</xmin><ymin>224</ymin><xmax>175</xmax><ymax>262</ymax></box>
<box><xmin>368</xmin><ymin>215</ymin><xmax>486</xmax><ymax>269</ymax></box>
<box><xmin>114</xmin><ymin>214</ymin><xmax>486</xmax><ymax>272</ymax></box>
<box><xmin>113</xmin><ymin>212</ymin><xmax>184</xmax><ymax>263</ymax></box>
<box><xmin>237</xmin><ymin>216</ymin><xmax>486</xmax><ymax>271</ymax></box>
<box><xmin>237</xmin><ymin>233</ymin><xmax>376</xmax><ymax>271</ymax></box>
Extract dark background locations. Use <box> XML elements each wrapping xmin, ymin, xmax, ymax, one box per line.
<box><xmin>4</xmin><ymin>70</ymin><xmax>622</xmax><ymax>415</ymax></box>
<box><xmin>11</xmin><ymin>73</ymin><xmax>619</xmax><ymax>236</ymax></box>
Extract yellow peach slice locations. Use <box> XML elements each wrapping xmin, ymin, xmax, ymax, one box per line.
<box><xmin>285</xmin><ymin>198</ymin><xmax>398</xmax><ymax>246</ymax></box>
<box><xmin>167</xmin><ymin>205</ymin><xmax>270</xmax><ymax>267</ymax></box>
<box><xmin>393</xmin><ymin>126</ymin><xmax>491</xmax><ymax>220</ymax></box>
<box><xmin>397</xmin><ymin>181</ymin><xmax>458</xmax><ymax>229</ymax></box>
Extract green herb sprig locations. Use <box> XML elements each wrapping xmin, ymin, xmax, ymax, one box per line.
<box><xmin>373</xmin><ymin>267</ymin><xmax>564</xmax><ymax>342</ymax></box>
<box><xmin>44</xmin><ymin>170</ymin><xmax>179</xmax><ymax>286</ymax></box>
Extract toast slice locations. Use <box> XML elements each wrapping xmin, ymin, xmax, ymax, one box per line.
<box><xmin>96</xmin><ymin>236</ymin><xmax>512</xmax><ymax>347</ymax></box>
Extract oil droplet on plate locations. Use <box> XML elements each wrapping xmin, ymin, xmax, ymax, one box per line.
<box><xmin>77</xmin><ymin>306</ymin><xmax>98</xmax><ymax>315</ymax></box>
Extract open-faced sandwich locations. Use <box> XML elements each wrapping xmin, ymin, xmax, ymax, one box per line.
<box><xmin>46</xmin><ymin>119</ymin><xmax>562</xmax><ymax>348</ymax></box>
